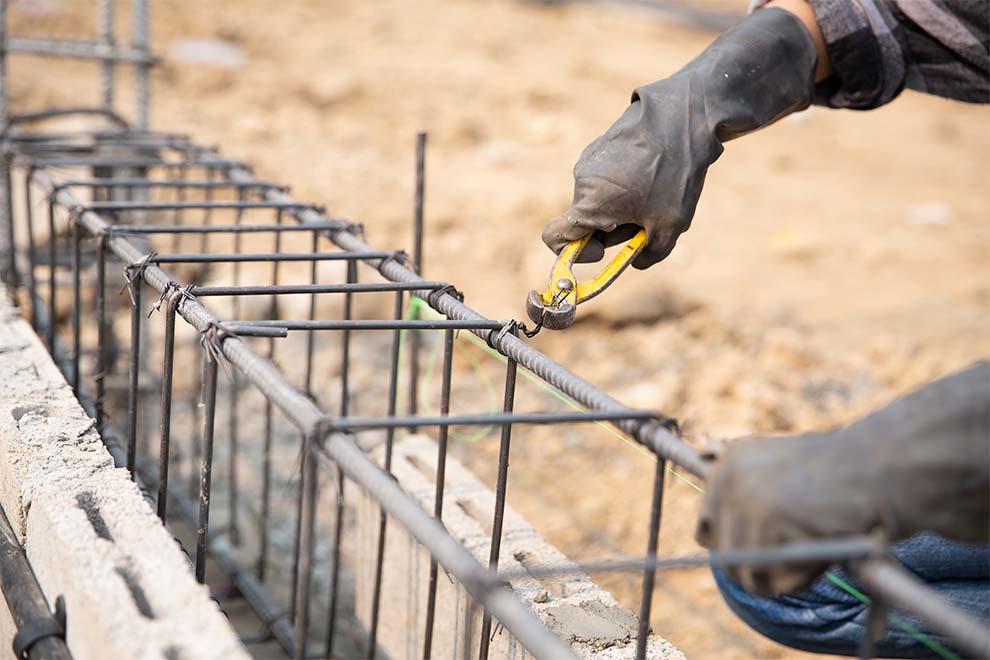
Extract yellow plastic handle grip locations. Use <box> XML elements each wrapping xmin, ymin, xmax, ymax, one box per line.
<box><xmin>538</xmin><ymin>228</ymin><xmax>647</xmax><ymax>307</ymax></box>
<box><xmin>575</xmin><ymin>228</ymin><xmax>647</xmax><ymax>303</ymax></box>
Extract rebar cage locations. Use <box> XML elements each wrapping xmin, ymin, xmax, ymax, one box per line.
<box><xmin>0</xmin><ymin>2</ymin><xmax>986</xmax><ymax>660</ymax></box>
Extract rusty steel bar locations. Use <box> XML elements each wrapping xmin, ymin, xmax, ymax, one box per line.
<box><xmin>423</xmin><ymin>327</ymin><xmax>455</xmax><ymax>660</ymax></box>
<box><xmin>367</xmin><ymin>290</ymin><xmax>406</xmax><ymax>658</ymax></box>
<box><xmin>479</xmin><ymin>345</ymin><xmax>519</xmax><ymax>660</ymax></box>
<box><xmin>407</xmin><ymin>130</ymin><xmax>427</xmax><ymax>430</ymax></box>
<box><xmin>636</xmin><ymin>459</ymin><xmax>666</xmax><ymax>659</ymax></box>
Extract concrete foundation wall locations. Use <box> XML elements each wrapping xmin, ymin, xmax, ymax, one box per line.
<box><xmin>0</xmin><ymin>286</ymin><xmax>248</xmax><ymax>660</ymax></box>
<box><xmin>355</xmin><ymin>435</ymin><xmax>685</xmax><ymax>660</ymax></box>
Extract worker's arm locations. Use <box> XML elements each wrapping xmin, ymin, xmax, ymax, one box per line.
<box><xmin>765</xmin><ymin>0</ymin><xmax>831</xmax><ymax>81</ymax></box>
<box><xmin>544</xmin><ymin>0</ymin><xmax>989</xmax><ymax>268</ymax></box>
<box><xmin>695</xmin><ymin>361</ymin><xmax>990</xmax><ymax>596</ymax></box>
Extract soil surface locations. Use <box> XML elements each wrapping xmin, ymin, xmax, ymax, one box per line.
<box><xmin>9</xmin><ymin>1</ymin><xmax>988</xmax><ymax>658</ymax></box>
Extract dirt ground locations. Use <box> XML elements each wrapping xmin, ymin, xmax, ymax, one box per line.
<box><xmin>8</xmin><ymin>0</ymin><xmax>989</xmax><ymax>658</ymax></box>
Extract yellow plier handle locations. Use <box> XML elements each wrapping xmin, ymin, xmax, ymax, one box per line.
<box><xmin>526</xmin><ymin>228</ymin><xmax>647</xmax><ymax>330</ymax></box>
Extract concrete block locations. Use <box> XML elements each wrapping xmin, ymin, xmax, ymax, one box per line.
<box><xmin>355</xmin><ymin>435</ymin><xmax>685</xmax><ymax>660</ymax></box>
<box><xmin>0</xmin><ymin>286</ymin><xmax>249</xmax><ymax>660</ymax></box>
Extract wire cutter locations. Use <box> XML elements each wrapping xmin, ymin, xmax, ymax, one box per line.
<box><xmin>526</xmin><ymin>228</ymin><xmax>647</xmax><ymax>330</ymax></box>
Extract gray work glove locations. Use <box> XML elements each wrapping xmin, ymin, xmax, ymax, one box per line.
<box><xmin>695</xmin><ymin>361</ymin><xmax>990</xmax><ymax>596</ymax></box>
<box><xmin>543</xmin><ymin>8</ymin><xmax>818</xmax><ymax>268</ymax></box>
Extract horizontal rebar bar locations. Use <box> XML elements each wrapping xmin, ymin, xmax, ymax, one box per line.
<box><xmin>229</xmin><ymin>319</ymin><xmax>509</xmax><ymax>331</ymax></box>
<box><xmin>48</xmin><ymin>178</ymin><xmax>281</xmax><ymax>190</ymax></box>
<box><xmin>226</xmin><ymin>327</ymin><xmax>288</xmax><ymax>338</ymax></box>
<box><xmin>191</xmin><ymin>281</ymin><xmax>449</xmax><ymax>296</ymax></box>
<box><xmin>6</xmin><ymin>130</ymin><xmax>188</xmax><ymax>143</ymax></box>
<box><xmin>2</xmin><ymin>106</ymin><xmax>128</xmax><ymax>129</ymax></box>
<box><xmin>8</xmin><ymin>36</ymin><xmax>158</xmax><ymax>63</ymax></box>
<box><xmin>107</xmin><ymin>222</ymin><xmax>346</xmax><ymax>235</ymax></box>
<box><xmin>150</xmin><ymin>251</ymin><xmax>393</xmax><ymax>264</ymax></box>
<box><xmin>494</xmin><ymin>536</ymin><xmax>883</xmax><ymax>580</ymax></box>
<box><xmin>13</xmin><ymin>143</ymin><xmax>115</xmax><ymax>154</ymax></box>
<box><xmin>9</xmin><ymin>135</ymin><xmax>194</xmax><ymax>152</ymax></box>
<box><xmin>83</xmin><ymin>200</ymin><xmax>318</xmax><ymax>212</ymax></box>
<box><xmin>21</xmin><ymin>157</ymin><xmax>242</xmax><ymax>168</ymax></box>
<box><xmin>329</xmin><ymin>410</ymin><xmax>664</xmax><ymax>431</ymax></box>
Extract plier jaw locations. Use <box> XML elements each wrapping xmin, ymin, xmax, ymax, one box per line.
<box><xmin>526</xmin><ymin>228</ymin><xmax>647</xmax><ymax>330</ymax></box>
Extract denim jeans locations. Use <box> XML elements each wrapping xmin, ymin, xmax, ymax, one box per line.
<box><xmin>712</xmin><ymin>533</ymin><xmax>990</xmax><ymax>658</ymax></box>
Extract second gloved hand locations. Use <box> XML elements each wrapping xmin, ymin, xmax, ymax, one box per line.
<box><xmin>695</xmin><ymin>361</ymin><xmax>990</xmax><ymax>596</ymax></box>
<box><xmin>543</xmin><ymin>7</ymin><xmax>817</xmax><ymax>269</ymax></box>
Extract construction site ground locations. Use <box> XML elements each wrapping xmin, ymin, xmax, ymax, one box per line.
<box><xmin>9</xmin><ymin>1</ymin><xmax>989</xmax><ymax>658</ymax></box>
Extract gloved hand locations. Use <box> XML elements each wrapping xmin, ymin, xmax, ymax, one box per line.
<box><xmin>543</xmin><ymin>7</ymin><xmax>818</xmax><ymax>269</ymax></box>
<box><xmin>695</xmin><ymin>361</ymin><xmax>990</xmax><ymax>596</ymax></box>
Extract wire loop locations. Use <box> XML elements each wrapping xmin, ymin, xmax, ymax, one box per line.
<box><xmin>120</xmin><ymin>251</ymin><xmax>158</xmax><ymax>306</ymax></box>
<box><xmin>426</xmin><ymin>283</ymin><xmax>464</xmax><ymax>309</ymax></box>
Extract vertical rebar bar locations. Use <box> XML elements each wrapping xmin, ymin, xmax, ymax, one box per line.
<box><xmin>170</xmin><ymin>164</ymin><xmax>187</xmax><ymax>253</ymax></box>
<box><xmin>325</xmin><ymin>258</ymin><xmax>355</xmax><ymax>659</ymax></box>
<box><xmin>228</xmin><ymin>188</ymin><xmax>245</xmax><ymax>546</ymax></box>
<box><xmin>99</xmin><ymin>0</ymin><xmax>115</xmax><ymax>111</ymax></box>
<box><xmin>0</xmin><ymin>0</ymin><xmax>11</xmax><ymax>290</ymax></box>
<box><xmin>195</xmin><ymin>355</ymin><xmax>219</xmax><ymax>584</ymax></box>
<box><xmin>193</xmin><ymin>168</ymin><xmax>214</xmax><ymax>287</ymax></box>
<box><xmin>290</xmin><ymin>232</ymin><xmax>321</xmax><ymax>619</ymax></box>
<box><xmin>423</xmin><ymin>327</ymin><xmax>454</xmax><ymax>660</ymax></box>
<box><xmin>46</xmin><ymin>195</ymin><xmax>56</xmax><ymax>353</ymax></box>
<box><xmin>95</xmin><ymin>239</ymin><xmax>107</xmax><ymax>431</ymax></box>
<box><xmin>126</xmin><ymin>277</ymin><xmax>142</xmax><ymax>476</ymax></box>
<box><xmin>0</xmin><ymin>0</ymin><xmax>7</xmax><ymax>128</ymax></box>
<box><xmin>71</xmin><ymin>213</ymin><xmax>81</xmax><ymax>395</ymax></box>
<box><xmin>412</xmin><ymin>131</ymin><xmax>427</xmax><ymax>277</ymax></box>
<box><xmin>859</xmin><ymin>606</ymin><xmax>876</xmax><ymax>660</ymax></box>
<box><xmin>407</xmin><ymin>131</ymin><xmax>427</xmax><ymax>431</ymax></box>
<box><xmin>158</xmin><ymin>293</ymin><xmax>179</xmax><ymax>521</ymax></box>
<box><xmin>293</xmin><ymin>432</ymin><xmax>319</xmax><ymax>660</ymax></box>
<box><xmin>1</xmin><ymin>154</ymin><xmax>14</xmax><ymax>294</ymax></box>
<box><xmin>478</xmin><ymin>349</ymin><xmax>519</xmax><ymax>660</ymax></box>
<box><xmin>132</xmin><ymin>0</ymin><xmax>150</xmax><ymax>129</ymax></box>
<box><xmin>304</xmin><ymin>230</ymin><xmax>318</xmax><ymax>396</ymax></box>
<box><xmin>187</xmin><ymin>175</ymin><xmax>213</xmax><ymax>501</ymax></box>
<box><xmin>258</xmin><ymin>208</ymin><xmax>282</xmax><ymax>581</ymax></box>
<box><xmin>462</xmin><ymin>594</ymin><xmax>479</xmax><ymax>660</ymax></box>
<box><xmin>367</xmin><ymin>290</ymin><xmax>405</xmax><ymax>659</ymax></box>
<box><xmin>22</xmin><ymin>171</ymin><xmax>37</xmax><ymax>328</ymax></box>
<box><xmin>858</xmin><ymin>600</ymin><xmax>886</xmax><ymax>660</ymax></box>
<box><xmin>635</xmin><ymin>458</ymin><xmax>666</xmax><ymax>660</ymax></box>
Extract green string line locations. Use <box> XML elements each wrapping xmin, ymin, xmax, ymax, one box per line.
<box><xmin>824</xmin><ymin>572</ymin><xmax>960</xmax><ymax>660</ymax></box>
<box><xmin>404</xmin><ymin>296</ymin><xmax>956</xmax><ymax>655</ymax></box>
